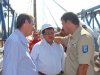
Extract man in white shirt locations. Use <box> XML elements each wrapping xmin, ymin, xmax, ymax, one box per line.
<box><xmin>31</xmin><ymin>24</ymin><xmax>64</xmax><ymax>75</ymax></box>
<box><xmin>3</xmin><ymin>14</ymin><xmax>37</xmax><ymax>75</ymax></box>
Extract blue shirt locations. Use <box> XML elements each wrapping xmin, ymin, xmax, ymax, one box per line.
<box><xmin>3</xmin><ymin>29</ymin><xmax>37</xmax><ymax>75</ymax></box>
<box><xmin>31</xmin><ymin>39</ymin><xmax>64</xmax><ymax>75</ymax></box>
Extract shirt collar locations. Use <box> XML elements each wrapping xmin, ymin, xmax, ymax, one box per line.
<box><xmin>72</xmin><ymin>26</ymin><xmax>82</xmax><ymax>39</ymax></box>
<box><xmin>15</xmin><ymin>29</ymin><xmax>28</xmax><ymax>44</ymax></box>
<box><xmin>42</xmin><ymin>39</ymin><xmax>55</xmax><ymax>46</ymax></box>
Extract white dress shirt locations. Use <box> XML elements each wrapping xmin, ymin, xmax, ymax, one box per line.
<box><xmin>31</xmin><ymin>39</ymin><xmax>64</xmax><ymax>75</ymax></box>
<box><xmin>3</xmin><ymin>29</ymin><xmax>37</xmax><ymax>75</ymax></box>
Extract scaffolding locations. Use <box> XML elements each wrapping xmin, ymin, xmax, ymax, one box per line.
<box><xmin>0</xmin><ymin>0</ymin><xmax>17</xmax><ymax>41</ymax></box>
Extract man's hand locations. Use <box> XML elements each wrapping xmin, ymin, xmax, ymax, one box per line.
<box><xmin>76</xmin><ymin>64</ymin><xmax>88</xmax><ymax>75</ymax></box>
<box><xmin>54</xmin><ymin>37</ymin><xmax>62</xmax><ymax>44</ymax></box>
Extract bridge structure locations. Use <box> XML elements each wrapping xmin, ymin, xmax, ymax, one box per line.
<box><xmin>0</xmin><ymin>0</ymin><xmax>100</xmax><ymax>74</ymax></box>
<box><xmin>0</xmin><ymin>0</ymin><xmax>17</xmax><ymax>41</ymax></box>
<box><xmin>78</xmin><ymin>5</ymin><xmax>100</xmax><ymax>30</ymax></box>
<box><xmin>0</xmin><ymin>0</ymin><xmax>100</xmax><ymax>42</ymax></box>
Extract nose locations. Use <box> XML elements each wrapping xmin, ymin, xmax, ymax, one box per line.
<box><xmin>32</xmin><ymin>25</ymin><xmax>35</xmax><ymax>31</ymax></box>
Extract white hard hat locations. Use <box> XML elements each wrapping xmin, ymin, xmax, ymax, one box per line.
<box><xmin>41</xmin><ymin>24</ymin><xmax>54</xmax><ymax>32</ymax></box>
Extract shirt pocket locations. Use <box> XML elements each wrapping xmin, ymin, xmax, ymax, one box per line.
<box><xmin>69</xmin><ymin>41</ymin><xmax>78</xmax><ymax>61</ymax></box>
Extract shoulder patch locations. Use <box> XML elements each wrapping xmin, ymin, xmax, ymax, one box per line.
<box><xmin>82</xmin><ymin>45</ymin><xmax>88</xmax><ymax>53</ymax></box>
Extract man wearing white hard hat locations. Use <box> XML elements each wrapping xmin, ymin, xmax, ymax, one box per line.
<box><xmin>31</xmin><ymin>24</ymin><xmax>64</xmax><ymax>75</ymax></box>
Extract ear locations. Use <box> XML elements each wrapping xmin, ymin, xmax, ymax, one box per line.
<box><xmin>25</xmin><ymin>20</ymin><xmax>29</xmax><ymax>24</ymax></box>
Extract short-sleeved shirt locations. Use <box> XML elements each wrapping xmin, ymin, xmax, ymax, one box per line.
<box><xmin>61</xmin><ymin>26</ymin><xmax>95</xmax><ymax>75</ymax></box>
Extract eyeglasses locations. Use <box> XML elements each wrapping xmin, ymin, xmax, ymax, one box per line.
<box><xmin>44</xmin><ymin>32</ymin><xmax>55</xmax><ymax>35</ymax></box>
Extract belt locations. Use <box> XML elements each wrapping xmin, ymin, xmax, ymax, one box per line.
<box><xmin>38</xmin><ymin>71</ymin><xmax>63</xmax><ymax>75</ymax></box>
<box><xmin>38</xmin><ymin>71</ymin><xmax>46</xmax><ymax>75</ymax></box>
